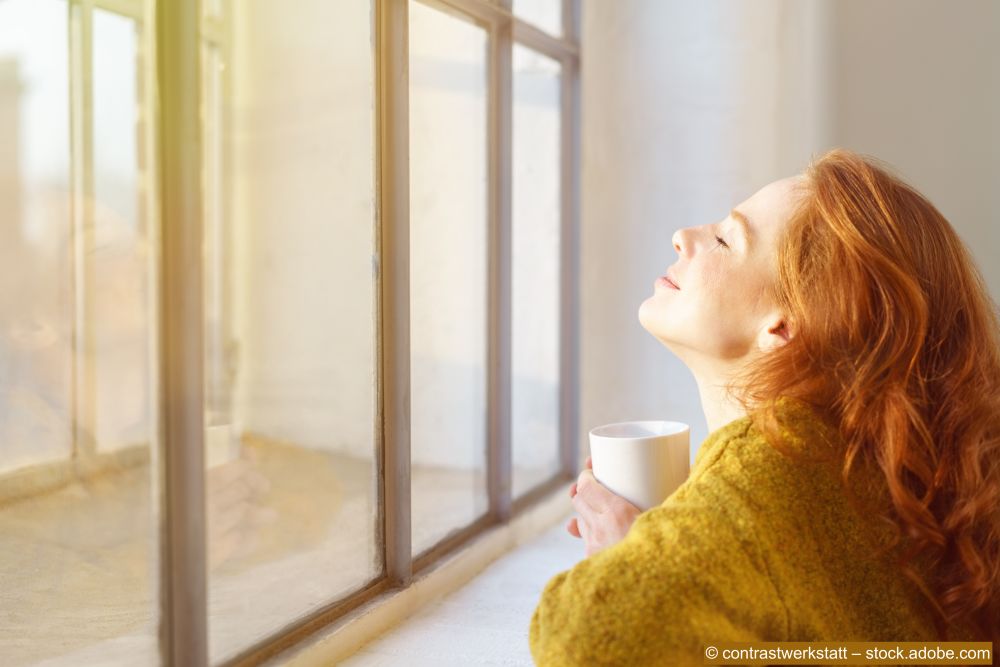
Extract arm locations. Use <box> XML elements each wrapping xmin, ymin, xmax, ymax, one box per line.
<box><xmin>529</xmin><ymin>469</ymin><xmax>789</xmax><ymax>666</ymax></box>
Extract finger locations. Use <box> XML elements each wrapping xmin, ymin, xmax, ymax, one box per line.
<box><xmin>569</xmin><ymin>482</ymin><xmax>577</xmax><ymax>498</ymax></box>
<box><xmin>211</xmin><ymin>500</ymin><xmax>253</xmax><ymax>536</ymax></box>
<box><xmin>577</xmin><ymin>513</ymin><xmax>591</xmax><ymax>547</ymax></box>
<box><xmin>207</xmin><ymin>459</ymin><xmax>253</xmax><ymax>487</ymax></box>
<box><xmin>230</xmin><ymin>530</ymin><xmax>261</xmax><ymax>560</ymax></box>
<box><xmin>208</xmin><ymin>530</ymin><xmax>240</xmax><ymax>570</ymax></box>
<box><xmin>566</xmin><ymin>516</ymin><xmax>581</xmax><ymax>538</ymax></box>
<box><xmin>207</xmin><ymin>478</ymin><xmax>254</xmax><ymax>515</ymax></box>
<box><xmin>243</xmin><ymin>468</ymin><xmax>272</xmax><ymax>496</ymax></box>
<box><xmin>575</xmin><ymin>469</ymin><xmax>610</xmax><ymax>513</ymax></box>
<box><xmin>248</xmin><ymin>506</ymin><xmax>279</xmax><ymax>527</ymax></box>
<box><xmin>571</xmin><ymin>483</ymin><xmax>602</xmax><ymax>519</ymax></box>
<box><xmin>586</xmin><ymin>455</ymin><xmax>592</xmax><ymax>470</ymax></box>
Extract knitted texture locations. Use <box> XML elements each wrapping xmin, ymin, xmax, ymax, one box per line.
<box><xmin>529</xmin><ymin>398</ymin><xmax>963</xmax><ymax>666</ymax></box>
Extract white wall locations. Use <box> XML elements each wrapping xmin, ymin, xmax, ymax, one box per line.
<box><xmin>580</xmin><ymin>0</ymin><xmax>835</xmax><ymax>462</ymax></box>
<box><xmin>830</xmin><ymin>0</ymin><xmax>1000</xmax><ymax>293</ymax></box>
<box><xmin>579</xmin><ymin>0</ymin><xmax>997</xmax><ymax>465</ymax></box>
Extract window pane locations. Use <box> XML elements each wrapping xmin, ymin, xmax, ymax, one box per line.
<box><xmin>409</xmin><ymin>1</ymin><xmax>490</xmax><ymax>557</ymax></box>
<box><xmin>513</xmin><ymin>0</ymin><xmax>563</xmax><ymax>37</ymax></box>
<box><xmin>205</xmin><ymin>0</ymin><xmax>379</xmax><ymax>661</ymax></box>
<box><xmin>511</xmin><ymin>45</ymin><xmax>562</xmax><ymax>498</ymax></box>
<box><xmin>0</xmin><ymin>3</ymin><xmax>160</xmax><ymax>664</ymax></box>
<box><xmin>92</xmin><ymin>10</ymin><xmax>146</xmax><ymax>452</ymax></box>
<box><xmin>0</xmin><ymin>0</ymin><xmax>72</xmax><ymax>471</ymax></box>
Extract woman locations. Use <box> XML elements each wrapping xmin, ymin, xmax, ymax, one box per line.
<box><xmin>529</xmin><ymin>148</ymin><xmax>999</xmax><ymax>665</ymax></box>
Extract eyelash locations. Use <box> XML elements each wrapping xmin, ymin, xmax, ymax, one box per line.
<box><xmin>715</xmin><ymin>235</ymin><xmax>729</xmax><ymax>249</ymax></box>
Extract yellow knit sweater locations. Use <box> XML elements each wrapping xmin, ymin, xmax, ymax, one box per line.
<box><xmin>529</xmin><ymin>398</ymin><xmax>968</xmax><ymax>666</ymax></box>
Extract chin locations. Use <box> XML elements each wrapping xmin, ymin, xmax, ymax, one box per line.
<box><xmin>637</xmin><ymin>295</ymin><xmax>659</xmax><ymax>329</ymax></box>
<box><xmin>638</xmin><ymin>298</ymin><xmax>673</xmax><ymax>337</ymax></box>
<box><xmin>638</xmin><ymin>309</ymin><xmax>693</xmax><ymax>356</ymax></box>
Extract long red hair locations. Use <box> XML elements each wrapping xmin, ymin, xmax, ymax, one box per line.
<box><xmin>732</xmin><ymin>148</ymin><xmax>1000</xmax><ymax>641</ymax></box>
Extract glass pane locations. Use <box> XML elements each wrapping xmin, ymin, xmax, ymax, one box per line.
<box><xmin>92</xmin><ymin>10</ymin><xmax>147</xmax><ymax>452</ymax></box>
<box><xmin>0</xmin><ymin>3</ymin><xmax>160</xmax><ymax>665</ymax></box>
<box><xmin>205</xmin><ymin>1</ymin><xmax>379</xmax><ymax>661</ymax></box>
<box><xmin>409</xmin><ymin>1</ymin><xmax>489</xmax><ymax>557</ymax></box>
<box><xmin>0</xmin><ymin>0</ymin><xmax>72</xmax><ymax>472</ymax></box>
<box><xmin>511</xmin><ymin>45</ymin><xmax>562</xmax><ymax>498</ymax></box>
<box><xmin>513</xmin><ymin>0</ymin><xmax>562</xmax><ymax>37</ymax></box>
<box><xmin>202</xmin><ymin>44</ymin><xmax>228</xmax><ymax>433</ymax></box>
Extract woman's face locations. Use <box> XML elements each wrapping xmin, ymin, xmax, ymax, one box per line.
<box><xmin>638</xmin><ymin>174</ymin><xmax>807</xmax><ymax>363</ymax></box>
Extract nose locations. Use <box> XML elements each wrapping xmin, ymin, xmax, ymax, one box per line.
<box><xmin>672</xmin><ymin>227</ymin><xmax>689</xmax><ymax>256</ymax></box>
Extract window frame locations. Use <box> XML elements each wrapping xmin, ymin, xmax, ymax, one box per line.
<box><xmin>155</xmin><ymin>0</ymin><xmax>581</xmax><ymax>664</ymax></box>
<box><xmin>63</xmin><ymin>0</ymin><xmax>158</xmax><ymax>483</ymax></box>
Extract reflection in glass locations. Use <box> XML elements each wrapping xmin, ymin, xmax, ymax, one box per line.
<box><xmin>409</xmin><ymin>0</ymin><xmax>490</xmax><ymax>557</ymax></box>
<box><xmin>0</xmin><ymin>3</ymin><xmax>159</xmax><ymax>664</ymax></box>
<box><xmin>204</xmin><ymin>1</ymin><xmax>380</xmax><ymax>661</ymax></box>
<box><xmin>511</xmin><ymin>45</ymin><xmax>562</xmax><ymax>498</ymax></box>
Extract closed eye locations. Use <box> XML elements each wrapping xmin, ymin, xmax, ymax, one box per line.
<box><xmin>715</xmin><ymin>235</ymin><xmax>729</xmax><ymax>249</ymax></box>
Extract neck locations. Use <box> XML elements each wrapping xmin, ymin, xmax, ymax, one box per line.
<box><xmin>688</xmin><ymin>359</ymin><xmax>749</xmax><ymax>434</ymax></box>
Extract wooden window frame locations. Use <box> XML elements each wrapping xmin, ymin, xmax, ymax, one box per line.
<box><xmin>154</xmin><ymin>0</ymin><xmax>581</xmax><ymax>664</ymax></box>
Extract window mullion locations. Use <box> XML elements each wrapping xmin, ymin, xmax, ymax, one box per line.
<box><xmin>68</xmin><ymin>0</ymin><xmax>97</xmax><ymax>470</ymax></box>
<box><xmin>377</xmin><ymin>0</ymin><xmax>413</xmax><ymax>589</ymax></box>
<box><xmin>560</xmin><ymin>0</ymin><xmax>581</xmax><ymax>479</ymax></box>
<box><xmin>92</xmin><ymin>0</ymin><xmax>144</xmax><ymax>21</ymax></box>
<box><xmin>512</xmin><ymin>18</ymin><xmax>577</xmax><ymax>60</ymax></box>
<box><xmin>156</xmin><ymin>0</ymin><xmax>208</xmax><ymax>664</ymax></box>
<box><xmin>487</xmin><ymin>13</ymin><xmax>513</xmax><ymax>523</ymax></box>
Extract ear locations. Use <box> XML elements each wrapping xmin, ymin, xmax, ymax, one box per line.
<box><xmin>758</xmin><ymin>313</ymin><xmax>795</xmax><ymax>352</ymax></box>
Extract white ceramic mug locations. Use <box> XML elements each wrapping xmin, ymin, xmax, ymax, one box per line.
<box><xmin>587</xmin><ymin>420</ymin><xmax>690</xmax><ymax>511</ymax></box>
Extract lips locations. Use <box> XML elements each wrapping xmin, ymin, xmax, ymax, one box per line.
<box><xmin>655</xmin><ymin>275</ymin><xmax>680</xmax><ymax>290</ymax></box>
<box><xmin>664</xmin><ymin>271</ymin><xmax>680</xmax><ymax>290</ymax></box>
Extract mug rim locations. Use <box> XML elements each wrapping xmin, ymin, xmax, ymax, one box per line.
<box><xmin>589</xmin><ymin>419</ymin><xmax>690</xmax><ymax>438</ymax></box>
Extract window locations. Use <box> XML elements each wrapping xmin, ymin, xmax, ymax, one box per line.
<box><xmin>409</xmin><ymin>1</ymin><xmax>491</xmax><ymax>557</ymax></box>
<box><xmin>200</xmin><ymin>0</ymin><xmax>382</xmax><ymax>661</ymax></box>
<box><xmin>511</xmin><ymin>43</ymin><xmax>564</xmax><ymax>499</ymax></box>
<box><xmin>0</xmin><ymin>1</ymin><xmax>160</xmax><ymax>665</ymax></box>
<box><xmin>0</xmin><ymin>0</ymin><xmax>580</xmax><ymax>664</ymax></box>
<box><xmin>513</xmin><ymin>0</ymin><xmax>563</xmax><ymax>37</ymax></box>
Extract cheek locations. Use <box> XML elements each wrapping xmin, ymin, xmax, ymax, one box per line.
<box><xmin>687</xmin><ymin>268</ymin><xmax>761</xmax><ymax>353</ymax></box>
<box><xmin>698</xmin><ymin>262</ymin><xmax>760</xmax><ymax>313</ymax></box>
<box><xmin>637</xmin><ymin>261</ymin><xmax>761</xmax><ymax>355</ymax></box>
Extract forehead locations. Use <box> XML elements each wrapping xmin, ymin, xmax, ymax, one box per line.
<box><xmin>740</xmin><ymin>175</ymin><xmax>807</xmax><ymax>235</ymax></box>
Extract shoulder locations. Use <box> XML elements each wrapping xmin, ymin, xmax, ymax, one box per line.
<box><xmin>529</xmin><ymin>419</ymin><xmax>795</xmax><ymax>666</ymax></box>
<box><xmin>686</xmin><ymin>397</ymin><xmax>847</xmax><ymax>514</ymax></box>
<box><xmin>528</xmin><ymin>400</ymin><xmax>851</xmax><ymax>665</ymax></box>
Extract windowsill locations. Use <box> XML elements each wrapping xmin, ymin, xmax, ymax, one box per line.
<box><xmin>268</xmin><ymin>484</ymin><xmax>580</xmax><ymax>666</ymax></box>
<box><xmin>1</xmin><ymin>433</ymin><xmax>573</xmax><ymax>665</ymax></box>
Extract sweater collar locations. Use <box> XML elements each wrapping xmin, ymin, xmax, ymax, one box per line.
<box><xmin>693</xmin><ymin>396</ymin><xmax>844</xmax><ymax>471</ymax></box>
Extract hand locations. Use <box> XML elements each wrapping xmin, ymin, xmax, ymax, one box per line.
<box><xmin>566</xmin><ymin>455</ymin><xmax>643</xmax><ymax>557</ymax></box>
<box><xmin>207</xmin><ymin>448</ymin><xmax>278</xmax><ymax>571</ymax></box>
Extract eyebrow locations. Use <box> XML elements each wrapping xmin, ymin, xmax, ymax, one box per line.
<box><xmin>729</xmin><ymin>208</ymin><xmax>754</xmax><ymax>248</ymax></box>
